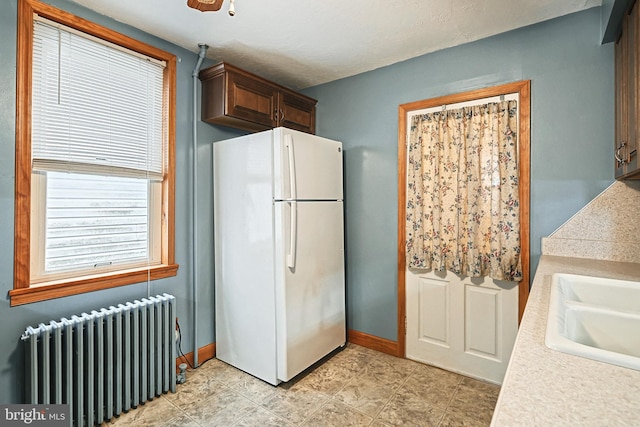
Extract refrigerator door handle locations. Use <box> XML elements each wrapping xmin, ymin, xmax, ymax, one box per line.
<box><xmin>287</xmin><ymin>201</ymin><xmax>297</xmax><ymax>269</ymax></box>
<box><xmin>285</xmin><ymin>135</ymin><xmax>297</xmax><ymax>200</ymax></box>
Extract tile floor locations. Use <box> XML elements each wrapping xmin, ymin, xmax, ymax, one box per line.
<box><xmin>104</xmin><ymin>344</ymin><xmax>500</xmax><ymax>427</ymax></box>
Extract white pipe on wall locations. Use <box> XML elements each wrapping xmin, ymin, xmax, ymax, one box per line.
<box><xmin>191</xmin><ymin>43</ymin><xmax>208</xmax><ymax>368</ymax></box>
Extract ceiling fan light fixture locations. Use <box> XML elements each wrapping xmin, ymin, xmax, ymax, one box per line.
<box><xmin>187</xmin><ymin>0</ymin><xmax>224</xmax><ymax>12</ymax></box>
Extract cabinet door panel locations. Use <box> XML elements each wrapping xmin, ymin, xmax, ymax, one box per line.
<box><xmin>615</xmin><ymin>35</ymin><xmax>627</xmax><ymax>178</ymax></box>
<box><xmin>278</xmin><ymin>92</ymin><xmax>316</xmax><ymax>134</ymax></box>
<box><xmin>630</xmin><ymin>1</ymin><xmax>639</xmax><ymax>171</ymax></box>
<box><xmin>227</xmin><ymin>71</ymin><xmax>278</xmax><ymax>129</ymax></box>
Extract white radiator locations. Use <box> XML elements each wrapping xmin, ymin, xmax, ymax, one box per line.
<box><xmin>21</xmin><ymin>293</ymin><xmax>177</xmax><ymax>426</ymax></box>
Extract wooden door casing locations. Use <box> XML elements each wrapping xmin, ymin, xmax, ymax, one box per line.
<box><xmin>396</xmin><ymin>80</ymin><xmax>531</xmax><ymax>359</ymax></box>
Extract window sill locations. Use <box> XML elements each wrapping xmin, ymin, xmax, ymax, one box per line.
<box><xmin>9</xmin><ymin>264</ymin><xmax>179</xmax><ymax>306</ymax></box>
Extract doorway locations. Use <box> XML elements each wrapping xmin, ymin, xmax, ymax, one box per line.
<box><xmin>397</xmin><ymin>81</ymin><xmax>530</xmax><ymax>383</ymax></box>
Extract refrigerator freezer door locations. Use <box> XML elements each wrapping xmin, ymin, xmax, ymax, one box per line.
<box><xmin>274</xmin><ymin>200</ymin><xmax>346</xmax><ymax>382</ymax></box>
<box><xmin>273</xmin><ymin>128</ymin><xmax>343</xmax><ymax>201</ymax></box>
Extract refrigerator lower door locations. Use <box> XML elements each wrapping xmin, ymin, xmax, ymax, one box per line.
<box><xmin>274</xmin><ymin>200</ymin><xmax>346</xmax><ymax>382</ymax></box>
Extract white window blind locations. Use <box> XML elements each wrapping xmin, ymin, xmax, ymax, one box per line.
<box><xmin>31</xmin><ymin>17</ymin><xmax>165</xmax><ymax>180</ymax></box>
<box><xmin>30</xmin><ymin>16</ymin><xmax>165</xmax><ymax>278</ymax></box>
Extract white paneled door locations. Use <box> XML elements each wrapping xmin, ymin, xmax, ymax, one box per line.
<box><xmin>405</xmin><ymin>269</ymin><xmax>518</xmax><ymax>384</ymax></box>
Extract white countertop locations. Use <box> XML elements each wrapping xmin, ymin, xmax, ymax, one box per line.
<box><xmin>491</xmin><ymin>255</ymin><xmax>640</xmax><ymax>426</ymax></box>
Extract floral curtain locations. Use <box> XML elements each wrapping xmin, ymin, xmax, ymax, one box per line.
<box><xmin>405</xmin><ymin>100</ymin><xmax>522</xmax><ymax>281</ymax></box>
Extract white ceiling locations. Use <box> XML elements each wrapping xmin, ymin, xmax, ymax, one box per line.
<box><xmin>70</xmin><ymin>0</ymin><xmax>602</xmax><ymax>90</ymax></box>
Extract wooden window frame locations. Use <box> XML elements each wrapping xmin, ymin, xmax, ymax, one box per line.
<box><xmin>11</xmin><ymin>0</ymin><xmax>178</xmax><ymax>306</ymax></box>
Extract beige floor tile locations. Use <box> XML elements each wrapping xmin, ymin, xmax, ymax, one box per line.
<box><xmin>292</xmin><ymin>362</ymin><xmax>356</xmax><ymax>396</ymax></box>
<box><xmin>183</xmin><ymin>388</ymin><xmax>257</xmax><ymax>426</ymax></box>
<box><xmin>232</xmin><ymin>406</ymin><xmax>295</xmax><ymax>427</ymax></box>
<box><xmin>156</xmin><ymin>413</ymin><xmax>202</xmax><ymax>427</ymax></box>
<box><xmin>324</xmin><ymin>344</ymin><xmax>373</xmax><ymax>373</ymax></box>
<box><xmin>192</xmin><ymin>358</ymin><xmax>249</xmax><ymax>387</ymax></box>
<box><xmin>441</xmin><ymin>378</ymin><xmax>499</xmax><ymax>426</ymax></box>
<box><xmin>375</xmin><ymin>393</ymin><xmax>445</xmax><ymax>427</ymax></box>
<box><xmin>398</xmin><ymin>363</ymin><xmax>463</xmax><ymax>411</ymax></box>
<box><xmin>360</xmin><ymin>353</ymin><xmax>417</xmax><ymax>388</ymax></box>
<box><xmin>439</xmin><ymin>412</ymin><xmax>492</xmax><ymax>427</ymax></box>
<box><xmin>260</xmin><ymin>384</ymin><xmax>328</xmax><ymax>425</ymax></box>
<box><xmin>302</xmin><ymin>400</ymin><xmax>373</xmax><ymax>426</ymax></box>
<box><xmin>103</xmin><ymin>395</ymin><xmax>181</xmax><ymax>426</ymax></box>
<box><xmin>164</xmin><ymin>368</ymin><xmax>228</xmax><ymax>410</ymax></box>
<box><xmin>408</xmin><ymin>362</ymin><xmax>463</xmax><ymax>388</ymax></box>
<box><xmin>458</xmin><ymin>377</ymin><xmax>500</xmax><ymax>396</ymax></box>
<box><xmin>333</xmin><ymin>375</ymin><xmax>395</xmax><ymax>417</ymax></box>
<box><xmin>231</xmin><ymin>373</ymin><xmax>279</xmax><ymax>404</ymax></box>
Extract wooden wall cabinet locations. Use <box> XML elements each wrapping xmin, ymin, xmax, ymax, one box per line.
<box><xmin>199</xmin><ymin>62</ymin><xmax>317</xmax><ymax>134</ymax></box>
<box><xmin>615</xmin><ymin>0</ymin><xmax>640</xmax><ymax>179</ymax></box>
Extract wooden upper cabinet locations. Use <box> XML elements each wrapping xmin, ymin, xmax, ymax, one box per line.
<box><xmin>199</xmin><ymin>62</ymin><xmax>317</xmax><ymax>134</ymax></box>
<box><xmin>615</xmin><ymin>0</ymin><xmax>640</xmax><ymax>179</ymax></box>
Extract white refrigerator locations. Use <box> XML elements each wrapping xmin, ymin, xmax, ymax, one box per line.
<box><xmin>213</xmin><ymin>127</ymin><xmax>346</xmax><ymax>385</ymax></box>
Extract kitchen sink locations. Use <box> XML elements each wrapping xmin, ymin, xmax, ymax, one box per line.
<box><xmin>545</xmin><ymin>273</ymin><xmax>640</xmax><ymax>371</ymax></box>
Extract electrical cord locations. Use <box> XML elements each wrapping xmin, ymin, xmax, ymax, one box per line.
<box><xmin>176</xmin><ymin>320</ymin><xmax>195</xmax><ymax>370</ymax></box>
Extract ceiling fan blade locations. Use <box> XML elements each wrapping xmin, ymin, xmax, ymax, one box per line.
<box><xmin>187</xmin><ymin>0</ymin><xmax>224</xmax><ymax>12</ymax></box>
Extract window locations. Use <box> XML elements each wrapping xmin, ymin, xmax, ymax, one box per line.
<box><xmin>12</xmin><ymin>0</ymin><xmax>178</xmax><ymax>306</ymax></box>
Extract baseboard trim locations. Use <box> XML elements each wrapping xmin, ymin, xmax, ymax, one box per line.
<box><xmin>347</xmin><ymin>329</ymin><xmax>402</xmax><ymax>357</ymax></box>
<box><xmin>176</xmin><ymin>342</ymin><xmax>216</xmax><ymax>371</ymax></box>
<box><xmin>177</xmin><ymin>332</ymin><xmax>402</xmax><ymax>371</ymax></box>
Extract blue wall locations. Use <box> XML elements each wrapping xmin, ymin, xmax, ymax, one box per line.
<box><xmin>0</xmin><ymin>0</ymin><xmax>244</xmax><ymax>403</ymax></box>
<box><xmin>304</xmin><ymin>7</ymin><xmax>614</xmax><ymax>341</ymax></box>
